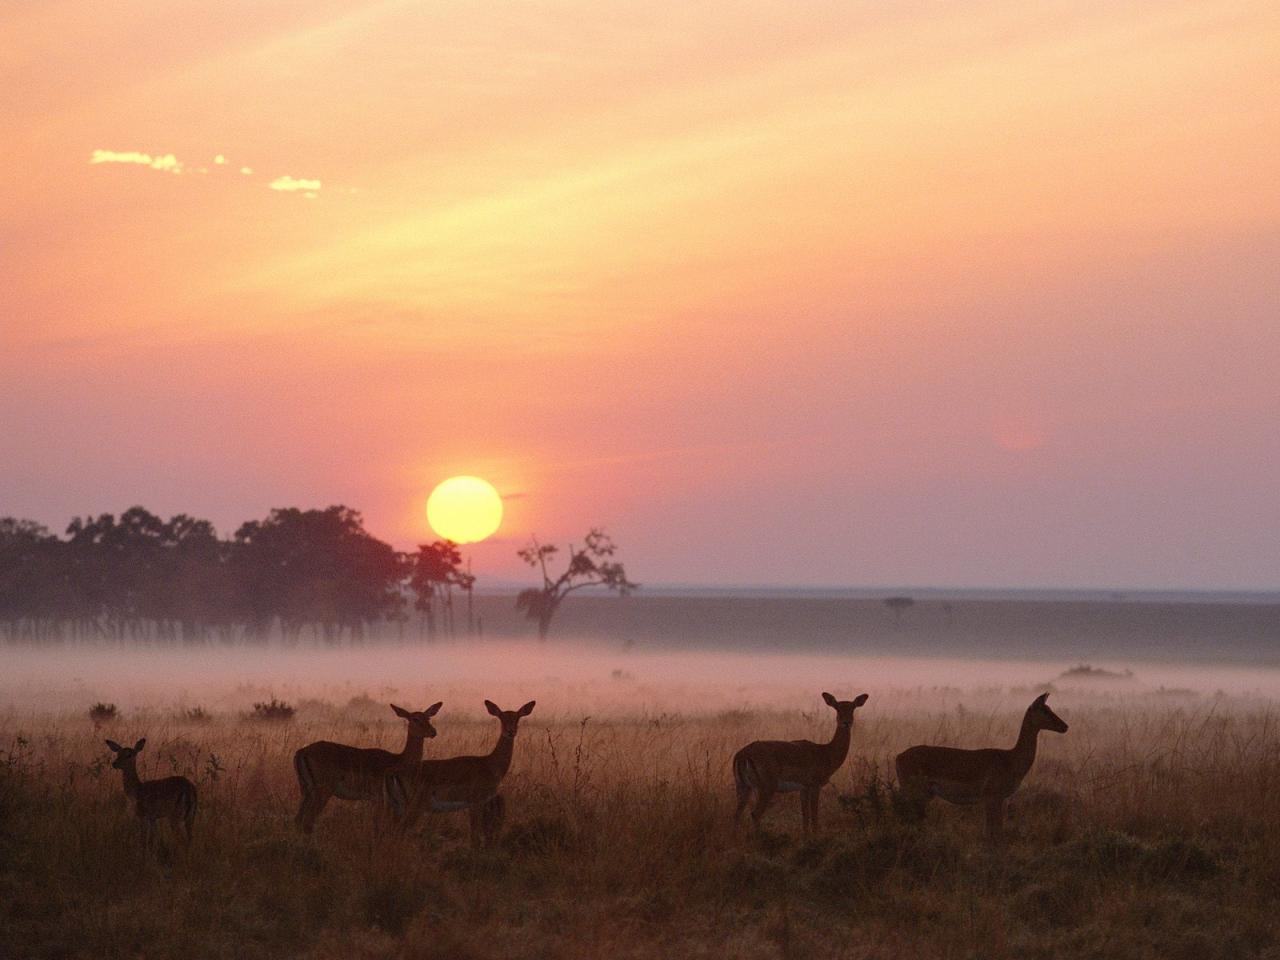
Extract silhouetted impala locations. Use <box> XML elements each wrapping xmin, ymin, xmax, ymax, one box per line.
<box><xmin>388</xmin><ymin>699</ymin><xmax>535</xmax><ymax>846</ymax></box>
<box><xmin>733</xmin><ymin>691</ymin><xmax>870</xmax><ymax>833</ymax></box>
<box><xmin>294</xmin><ymin>702</ymin><xmax>441</xmax><ymax>834</ymax></box>
<box><xmin>105</xmin><ymin>738</ymin><xmax>197</xmax><ymax>846</ymax></box>
<box><xmin>895</xmin><ymin>692</ymin><xmax>1068</xmax><ymax>841</ymax></box>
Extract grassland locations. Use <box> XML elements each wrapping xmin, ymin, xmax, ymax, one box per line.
<box><xmin>2</xmin><ymin>690</ymin><xmax>1278</xmax><ymax>960</ymax></box>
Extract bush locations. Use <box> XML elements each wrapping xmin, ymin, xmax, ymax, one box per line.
<box><xmin>180</xmin><ymin>706</ymin><xmax>211</xmax><ymax>724</ymax></box>
<box><xmin>88</xmin><ymin>703</ymin><xmax>118</xmax><ymax>726</ymax></box>
<box><xmin>251</xmin><ymin>698</ymin><xmax>295</xmax><ymax>722</ymax></box>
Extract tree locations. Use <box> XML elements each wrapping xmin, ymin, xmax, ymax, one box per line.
<box><xmin>406</xmin><ymin>540</ymin><xmax>474</xmax><ymax>639</ymax></box>
<box><xmin>884</xmin><ymin>595</ymin><xmax>915</xmax><ymax>623</ymax></box>
<box><xmin>516</xmin><ymin>528</ymin><xmax>636</xmax><ymax>640</ymax></box>
<box><xmin>0</xmin><ymin>518</ymin><xmax>63</xmax><ymax>640</ymax></box>
<box><xmin>233</xmin><ymin>506</ymin><xmax>403</xmax><ymax>642</ymax></box>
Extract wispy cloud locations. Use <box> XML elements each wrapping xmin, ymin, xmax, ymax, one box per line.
<box><xmin>88</xmin><ymin>149</ymin><xmax>323</xmax><ymax>197</ymax></box>
<box><xmin>268</xmin><ymin>175</ymin><xmax>321</xmax><ymax>196</ymax></box>
<box><xmin>89</xmin><ymin>149</ymin><xmax>184</xmax><ymax>173</ymax></box>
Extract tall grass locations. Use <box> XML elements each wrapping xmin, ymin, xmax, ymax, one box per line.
<box><xmin>2</xmin><ymin>694</ymin><xmax>1278</xmax><ymax>959</ymax></box>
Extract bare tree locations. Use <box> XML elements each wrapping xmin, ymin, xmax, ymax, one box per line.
<box><xmin>516</xmin><ymin>528</ymin><xmax>636</xmax><ymax>640</ymax></box>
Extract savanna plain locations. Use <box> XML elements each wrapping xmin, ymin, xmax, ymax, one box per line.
<box><xmin>3</xmin><ymin>625</ymin><xmax>1279</xmax><ymax>960</ymax></box>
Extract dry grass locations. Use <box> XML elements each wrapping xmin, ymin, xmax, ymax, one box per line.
<box><xmin>2</xmin><ymin>692</ymin><xmax>1279</xmax><ymax>960</ymax></box>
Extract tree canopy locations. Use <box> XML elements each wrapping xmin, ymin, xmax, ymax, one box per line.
<box><xmin>0</xmin><ymin>506</ymin><xmax>411</xmax><ymax>643</ymax></box>
<box><xmin>516</xmin><ymin>528</ymin><xmax>636</xmax><ymax>639</ymax></box>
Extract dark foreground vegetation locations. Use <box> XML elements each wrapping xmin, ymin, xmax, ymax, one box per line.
<box><xmin>1</xmin><ymin>699</ymin><xmax>1277</xmax><ymax>959</ymax></box>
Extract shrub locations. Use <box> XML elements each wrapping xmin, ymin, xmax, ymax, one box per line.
<box><xmin>88</xmin><ymin>703</ymin><xmax>118</xmax><ymax>727</ymax></box>
<box><xmin>251</xmin><ymin>698</ymin><xmax>296</xmax><ymax>722</ymax></box>
<box><xmin>180</xmin><ymin>706</ymin><xmax>211</xmax><ymax>724</ymax></box>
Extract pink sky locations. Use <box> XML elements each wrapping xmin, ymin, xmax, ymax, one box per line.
<box><xmin>3</xmin><ymin>0</ymin><xmax>1279</xmax><ymax>588</ymax></box>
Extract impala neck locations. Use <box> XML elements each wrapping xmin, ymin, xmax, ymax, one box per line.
<box><xmin>117</xmin><ymin>759</ymin><xmax>142</xmax><ymax>799</ymax></box>
<box><xmin>1010</xmin><ymin>713</ymin><xmax>1041</xmax><ymax>775</ymax></box>
<box><xmin>822</xmin><ymin>718</ymin><xmax>853</xmax><ymax>773</ymax></box>
<box><xmin>399</xmin><ymin>728</ymin><xmax>428</xmax><ymax>765</ymax></box>
<box><xmin>487</xmin><ymin>727</ymin><xmax>516</xmax><ymax>778</ymax></box>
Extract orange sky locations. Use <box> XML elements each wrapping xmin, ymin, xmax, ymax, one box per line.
<box><xmin>3</xmin><ymin>0</ymin><xmax>1279</xmax><ymax>588</ymax></box>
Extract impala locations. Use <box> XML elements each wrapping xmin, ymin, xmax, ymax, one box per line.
<box><xmin>733</xmin><ymin>691</ymin><xmax>870</xmax><ymax>833</ymax></box>
<box><xmin>105</xmin><ymin>738</ymin><xmax>197</xmax><ymax>845</ymax></box>
<box><xmin>894</xmin><ymin>692</ymin><xmax>1068</xmax><ymax>840</ymax></box>
<box><xmin>387</xmin><ymin>699</ymin><xmax>535</xmax><ymax>847</ymax></box>
<box><xmin>293</xmin><ymin>701</ymin><xmax>442</xmax><ymax>834</ymax></box>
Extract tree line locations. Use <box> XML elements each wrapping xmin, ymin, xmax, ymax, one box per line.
<box><xmin>0</xmin><ymin>506</ymin><xmax>632</xmax><ymax>644</ymax></box>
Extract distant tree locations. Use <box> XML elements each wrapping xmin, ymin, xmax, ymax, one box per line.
<box><xmin>63</xmin><ymin>507</ymin><xmax>230</xmax><ymax>642</ymax></box>
<box><xmin>406</xmin><ymin>540</ymin><xmax>474</xmax><ymax>638</ymax></box>
<box><xmin>233</xmin><ymin>506</ymin><xmax>403</xmax><ymax>642</ymax></box>
<box><xmin>516</xmin><ymin>528</ymin><xmax>636</xmax><ymax>640</ymax></box>
<box><xmin>884</xmin><ymin>596</ymin><xmax>915</xmax><ymax>623</ymax></box>
<box><xmin>0</xmin><ymin>518</ymin><xmax>63</xmax><ymax>640</ymax></box>
<box><xmin>2</xmin><ymin>505</ymin><xmax>423</xmax><ymax>646</ymax></box>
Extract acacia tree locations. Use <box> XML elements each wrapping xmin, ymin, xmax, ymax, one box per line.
<box><xmin>516</xmin><ymin>528</ymin><xmax>636</xmax><ymax>640</ymax></box>
<box><xmin>405</xmin><ymin>540</ymin><xmax>474</xmax><ymax>638</ymax></box>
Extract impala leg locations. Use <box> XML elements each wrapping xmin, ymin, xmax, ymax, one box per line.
<box><xmin>400</xmin><ymin>798</ymin><xmax>426</xmax><ymax>834</ymax></box>
<box><xmin>808</xmin><ymin>787</ymin><xmax>821</xmax><ymax>834</ymax></box>
<box><xmin>301</xmin><ymin>792</ymin><xmax>331</xmax><ymax>834</ymax></box>
<box><xmin>897</xmin><ymin>779</ymin><xmax>929</xmax><ymax>823</ymax></box>
<box><xmin>295</xmin><ymin>790</ymin><xmax>314</xmax><ymax>831</ymax></box>
<box><xmin>734</xmin><ymin>780</ymin><xmax>753</xmax><ymax>824</ymax></box>
<box><xmin>468</xmin><ymin>803</ymin><xmax>483</xmax><ymax>848</ymax></box>
<box><xmin>481</xmin><ymin>795</ymin><xmax>505</xmax><ymax>844</ymax></box>
<box><xmin>985</xmin><ymin>797</ymin><xmax>1005</xmax><ymax>843</ymax></box>
<box><xmin>750</xmin><ymin>783</ymin><xmax>776</xmax><ymax>830</ymax></box>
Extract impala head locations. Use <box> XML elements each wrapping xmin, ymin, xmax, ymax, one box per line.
<box><xmin>1027</xmin><ymin>693</ymin><xmax>1069</xmax><ymax>734</ymax></box>
<box><xmin>391</xmin><ymin>702</ymin><xmax>443</xmax><ymax>739</ymax></box>
<box><xmin>485</xmin><ymin>699</ymin><xmax>536</xmax><ymax>739</ymax></box>
<box><xmin>821</xmin><ymin>692</ymin><xmax>870</xmax><ymax>729</ymax></box>
<box><xmin>105</xmin><ymin>737</ymin><xmax>145</xmax><ymax>769</ymax></box>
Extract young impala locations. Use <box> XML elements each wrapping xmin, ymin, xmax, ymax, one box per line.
<box><xmin>105</xmin><ymin>738</ymin><xmax>198</xmax><ymax>846</ymax></box>
<box><xmin>895</xmin><ymin>692</ymin><xmax>1068</xmax><ymax>841</ymax></box>
<box><xmin>733</xmin><ymin>691</ymin><xmax>870</xmax><ymax>833</ymax></box>
<box><xmin>387</xmin><ymin>699</ymin><xmax>535</xmax><ymax>847</ymax></box>
<box><xmin>293</xmin><ymin>701</ymin><xmax>442</xmax><ymax>834</ymax></box>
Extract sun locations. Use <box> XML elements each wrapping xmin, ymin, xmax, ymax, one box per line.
<box><xmin>426</xmin><ymin>476</ymin><xmax>503</xmax><ymax>544</ymax></box>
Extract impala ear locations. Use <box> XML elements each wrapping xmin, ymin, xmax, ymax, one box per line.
<box><xmin>426</xmin><ymin>701</ymin><xmax>443</xmax><ymax>717</ymax></box>
<box><xmin>484</xmin><ymin>700</ymin><xmax>501</xmax><ymax>717</ymax></box>
<box><xmin>518</xmin><ymin>700</ymin><xmax>536</xmax><ymax>717</ymax></box>
<box><xmin>105</xmin><ymin>739</ymin><xmax>122</xmax><ymax>752</ymax></box>
<box><xmin>133</xmin><ymin>738</ymin><xmax>146</xmax><ymax>752</ymax></box>
<box><xmin>1033</xmin><ymin>692</ymin><xmax>1050</xmax><ymax>706</ymax></box>
<box><xmin>822</xmin><ymin>692</ymin><xmax>838</xmax><ymax>708</ymax></box>
<box><xmin>390</xmin><ymin>704</ymin><xmax>411</xmax><ymax>719</ymax></box>
<box><xmin>853</xmin><ymin>693</ymin><xmax>870</xmax><ymax>708</ymax></box>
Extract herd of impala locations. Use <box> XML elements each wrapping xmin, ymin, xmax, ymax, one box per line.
<box><xmin>104</xmin><ymin>691</ymin><xmax>1069</xmax><ymax>848</ymax></box>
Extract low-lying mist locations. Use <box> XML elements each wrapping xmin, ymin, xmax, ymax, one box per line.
<box><xmin>4</xmin><ymin>638</ymin><xmax>1277</xmax><ymax>718</ymax></box>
